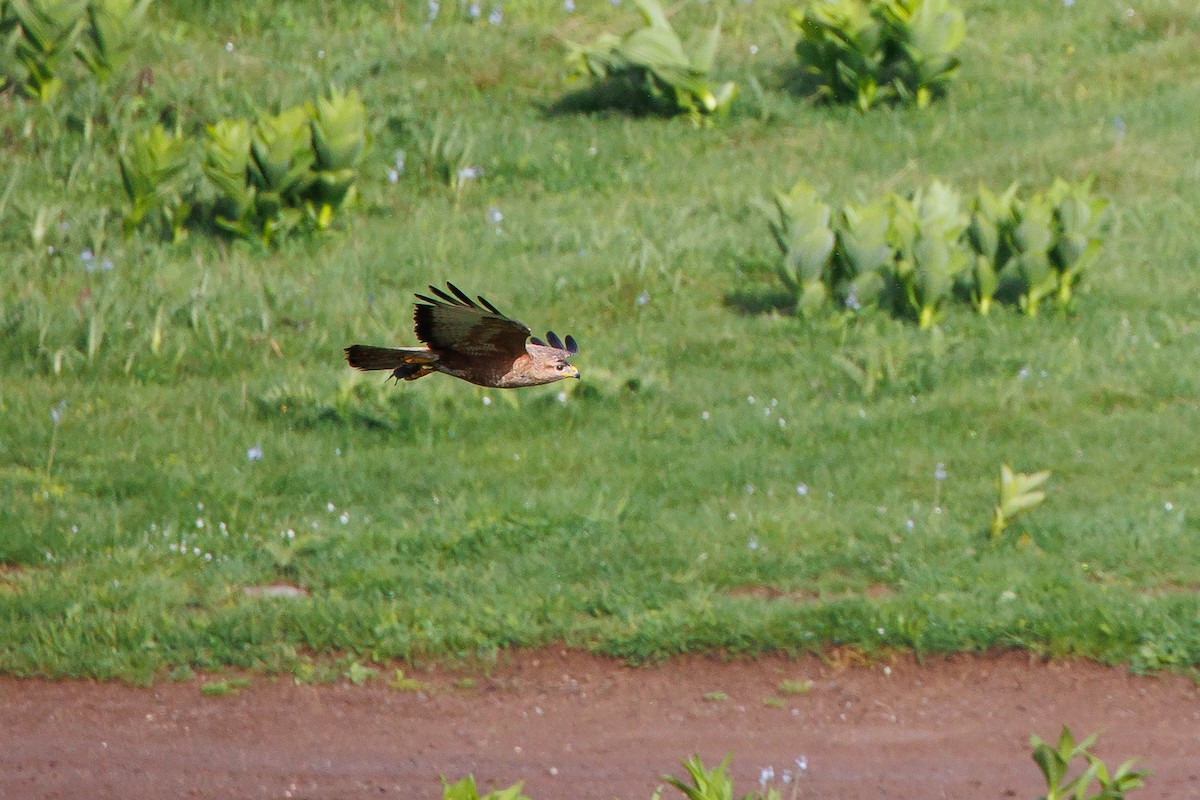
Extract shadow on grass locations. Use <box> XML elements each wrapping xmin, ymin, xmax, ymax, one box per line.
<box><xmin>543</xmin><ymin>77</ymin><xmax>673</xmax><ymax>119</ymax></box>
<box><xmin>723</xmin><ymin>286</ymin><xmax>796</xmax><ymax>316</ymax></box>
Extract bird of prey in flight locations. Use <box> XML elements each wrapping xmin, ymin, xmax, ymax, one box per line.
<box><xmin>345</xmin><ymin>282</ymin><xmax>580</xmax><ymax>388</ymax></box>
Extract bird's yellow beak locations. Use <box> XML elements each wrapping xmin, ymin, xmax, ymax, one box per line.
<box><xmin>565</xmin><ymin>364</ymin><xmax>580</xmax><ymax>379</ymax></box>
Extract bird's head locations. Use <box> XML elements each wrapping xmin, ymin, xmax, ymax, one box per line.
<box><xmin>527</xmin><ymin>331</ymin><xmax>580</xmax><ymax>382</ymax></box>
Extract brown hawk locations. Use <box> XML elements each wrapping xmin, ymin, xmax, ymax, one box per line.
<box><xmin>344</xmin><ymin>282</ymin><xmax>580</xmax><ymax>388</ymax></box>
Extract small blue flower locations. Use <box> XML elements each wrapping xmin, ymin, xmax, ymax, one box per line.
<box><xmin>488</xmin><ymin>5</ymin><xmax>502</xmax><ymax>24</ymax></box>
<box><xmin>246</xmin><ymin>444</ymin><xmax>263</xmax><ymax>461</ymax></box>
<box><xmin>563</xmin><ymin>0</ymin><xmax>575</xmax><ymax>11</ymax></box>
<box><xmin>934</xmin><ymin>462</ymin><xmax>947</xmax><ymax>481</ymax></box>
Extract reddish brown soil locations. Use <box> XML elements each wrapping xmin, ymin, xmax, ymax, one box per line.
<box><xmin>2</xmin><ymin>650</ymin><xmax>1198</xmax><ymax>800</ymax></box>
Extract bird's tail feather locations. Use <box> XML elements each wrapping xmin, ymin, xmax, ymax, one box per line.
<box><xmin>344</xmin><ymin>345</ymin><xmax>438</xmax><ymax>381</ymax></box>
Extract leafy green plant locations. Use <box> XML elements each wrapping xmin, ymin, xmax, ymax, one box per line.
<box><xmin>75</xmin><ymin>0</ymin><xmax>149</xmax><ymax>81</ymax></box>
<box><xmin>118</xmin><ymin>123</ymin><xmax>192</xmax><ymax>241</ymax></box>
<box><xmin>834</xmin><ymin>195</ymin><xmax>892</xmax><ymax>309</ymax></box>
<box><xmin>764</xmin><ymin>181</ymin><xmax>835</xmax><ymax>316</ymax></box>
<box><xmin>791</xmin><ymin>0</ymin><xmax>965</xmax><ymax>110</ymax></box>
<box><xmin>1030</xmin><ymin>726</ymin><xmax>1147</xmax><ymax>800</ymax></box>
<box><xmin>888</xmin><ymin>180</ymin><xmax>970</xmax><ymax>328</ymax></box>
<box><xmin>659</xmin><ymin>754</ymin><xmax>781</xmax><ymax>800</ymax></box>
<box><xmin>564</xmin><ymin>0</ymin><xmax>736</xmax><ymax>121</ymax></box>
<box><xmin>3</xmin><ymin>0</ymin><xmax>87</xmax><ymax>101</ymax></box>
<box><xmin>196</xmin><ymin>89</ymin><xmax>369</xmax><ymax>243</ymax></box>
<box><xmin>307</xmin><ymin>87</ymin><xmax>369</xmax><ymax>228</ymax></box>
<box><xmin>965</xmin><ymin>182</ymin><xmax>1019</xmax><ymax>315</ymax></box>
<box><xmin>761</xmin><ymin>178</ymin><xmax>1107</xmax><ymax>324</ymax></box>
<box><xmin>1</xmin><ymin>0</ymin><xmax>146</xmax><ymax>100</ymax></box>
<box><xmin>1046</xmin><ymin>178</ymin><xmax>1109</xmax><ymax>311</ymax></box>
<box><xmin>991</xmin><ymin>464</ymin><xmax>1050</xmax><ymax>540</ymax></box>
<box><xmin>441</xmin><ymin>776</ymin><xmax>529</xmax><ymax>800</ymax></box>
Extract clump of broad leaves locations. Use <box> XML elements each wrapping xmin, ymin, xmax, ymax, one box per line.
<box><xmin>564</xmin><ymin>0</ymin><xmax>735</xmax><ymax>122</ymax></box>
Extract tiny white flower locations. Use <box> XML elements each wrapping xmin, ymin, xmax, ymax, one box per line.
<box><xmin>482</xmin><ymin>395</ymin><xmax>493</xmax><ymax>406</ymax></box>
<box><xmin>796</xmin><ymin>483</ymin><xmax>809</xmax><ymax>496</ymax></box>
<box><xmin>327</xmin><ymin>502</ymin><xmax>336</xmax><ymax>512</ymax></box>
<box><xmin>286</xmin><ymin>528</ymin><xmax>296</xmax><ymax>539</ymax></box>
<box><xmin>388</xmin><ymin>168</ymin><xmax>400</xmax><ymax>184</ymax></box>
<box><xmin>487</xmin><ymin>206</ymin><xmax>503</xmax><ymax>224</ymax></box>
<box><xmin>744</xmin><ymin>484</ymin><xmax>755</xmax><ymax>495</ymax></box>
<box><xmin>1165</xmin><ymin>502</ymin><xmax>1174</xmax><ymax>511</ymax></box>
<box><xmin>759</xmin><ymin>766</ymin><xmax>774</xmax><ymax>787</ymax></box>
<box><xmin>195</xmin><ymin>518</ymin><xmax>204</xmax><ymax>529</ymax></box>
<box><xmin>488</xmin><ymin>5</ymin><xmax>503</xmax><ymax>24</ymax></box>
<box><xmin>339</xmin><ymin>511</ymin><xmax>350</xmax><ymax>525</ymax></box>
<box><xmin>796</xmin><ymin>755</ymin><xmax>808</xmax><ymax>771</ymax></box>
<box><xmin>905</xmin><ymin>519</ymin><xmax>915</xmax><ymax>530</ymax></box>
<box><xmin>563</xmin><ymin>0</ymin><xmax>575</xmax><ymax>11</ymax></box>
<box><xmin>225</xmin><ymin>41</ymin><xmax>234</xmax><ymax>52</ymax></box>
<box><xmin>749</xmin><ymin>44</ymin><xmax>759</xmax><ymax>55</ymax></box>
<box><xmin>748</xmin><ymin>536</ymin><xmax>759</xmax><ymax>550</ymax></box>
<box><xmin>556</xmin><ymin>391</ymin><xmax>568</xmax><ymax>404</ymax></box>
<box><xmin>193</xmin><ymin>547</ymin><xmax>201</xmax><ymax>556</ymax></box>
<box><xmin>747</xmin><ymin>395</ymin><xmax>755</xmax><ymax>404</ymax></box>
<box><xmin>934</xmin><ymin>463</ymin><xmax>947</xmax><ymax>481</ymax></box>
<box><xmin>778</xmin><ymin>417</ymin><xmax>786</xmax><ymax>428</ymax></box>
<box><xmin>727</xmin><ymin>511</ymin><xmax>737</xmax><ymax>521</ymax></box>
<box><xmin>636</xmin><ymin>290</ymin><xmax>650</xmax><ymax>306</ymax></box>
<box><xmin>877</xmin><ymin>627</ymin><xmax>886</xmax><ymax>635</ymax></box>
<box><xmin>700</xmin><ymin>410</ymin><xmax>710</xmax><ymax>421</ymax></box>
<box><xmin>317</xmin><ymin>49</ymin><xmax>325</xmax><ymax>59</ymax></box>
<box><xmin>247</xmin><ymin>444</ymin><xmax>263</xmax><ymax>461</ymax></box>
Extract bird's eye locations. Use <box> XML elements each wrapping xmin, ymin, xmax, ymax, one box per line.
<box><xmin>555</xmin><ymin>364</ymin><xmax>564</xmax><ymax>371</ymax></box>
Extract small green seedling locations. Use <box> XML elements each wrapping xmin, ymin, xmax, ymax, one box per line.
<box><xmin>441</xmin><ymin>775</ymin><xmax>529</xmax><ymax>800</ymax></box>
<box><xmin>991</xmin><ymin>464</ymin><xmax>1050</xmax><ymax>540</ymax></box>
<box><xmin>1030</xmin><ymin>725</ymin><xmax>1147</xmax><ymax>800</ymax></box>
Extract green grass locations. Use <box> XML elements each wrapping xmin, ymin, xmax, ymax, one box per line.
<box><xmin>2</xmin><ymin>0</ymin><xmax>1199</xmax><ymax>683</ymax></box>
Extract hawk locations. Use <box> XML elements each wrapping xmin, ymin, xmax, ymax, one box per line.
<box><xmin>344</xmin><ymin>282</ymin><xmax>580</xmax><ymax>388</ymax></box>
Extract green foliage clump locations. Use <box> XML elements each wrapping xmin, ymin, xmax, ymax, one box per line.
<box><xmin>791</xmin><ymin>0</ymin><xmax>965</xmax><ymax>110</ymax></box>
<box><xmin>761</xmin><ymin>178</ymin><xmax>1109</xmax><ymax>326</ymax></box>
<box><xmin>442</xmin><ymin>776</ymin><xmax>529</xmax><ymax>800</ymax></box>
<box><xmin>0</xmin><ymin>0</ymin><xmax>148</xmax><ymax>101</ymax></box>
<box><xmin>991</xmin><ymin>464</ymin><xmax>1050</xmax><ymax>541</ymax></box>
<box><xmin>120</xmin><ymin>88</ymin><xmax>369</xmax><ymax>244</ymax></box>
<box><xmin>1031</xmin><ymin>726</ymin><xmax>1147</xmax><ymax>800</ymax></box>
<box><xmin>564</xmin><ymin>0</ymin><xmax>735</xmax><ymax>121</ymax></box>
<box><xmin>118</xmin><ymin>123</ymin><xmax>192</xmax><ymax>241</ymax></box>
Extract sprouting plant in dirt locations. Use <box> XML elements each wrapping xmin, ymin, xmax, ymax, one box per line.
<box><xmin>441</xmin><ymin>775</ymin><xmax>529</xmax><ymax>800</ymax></box>
<box><xmin>564</xmin><ymin>0</ymin><xmax>736</xmax><ymax>121</ymax></box>
<box><xmin>1030</xmin><ymin>726</ymin><xmax>1147</xmax><ymax>800</ymax></box>
<box><xmin>991</xmin><ymin>464</ymin><xmax>1050</xmax><ymax>540</ymax></box>
<box><xmin>656</xmin><ymin>754</ymin><xmax>782</xmax><ymax>800</ymax></box>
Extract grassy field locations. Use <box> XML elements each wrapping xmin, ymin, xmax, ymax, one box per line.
<box><xmin>2</xmin><ymin>0</ymin><xmax>1199</xmax><ymax>683</ymax></box>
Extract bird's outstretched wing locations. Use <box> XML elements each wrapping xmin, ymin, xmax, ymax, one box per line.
<box><xmin>412</xmin><ymin>282</ymin><xmax>531</xmax><ymax>359</ymax></box>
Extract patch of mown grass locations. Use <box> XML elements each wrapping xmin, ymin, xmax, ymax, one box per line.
<box><xmin>1</xmin><ymin>1</ymin><xmax>1199</xmax><ymax>681</ymax></box>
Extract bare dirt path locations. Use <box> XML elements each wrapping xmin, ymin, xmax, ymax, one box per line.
<box><xmin>2</xmin><ymin>650</ymin><xmax>1198</xmax><ymax>800</ymax></box>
